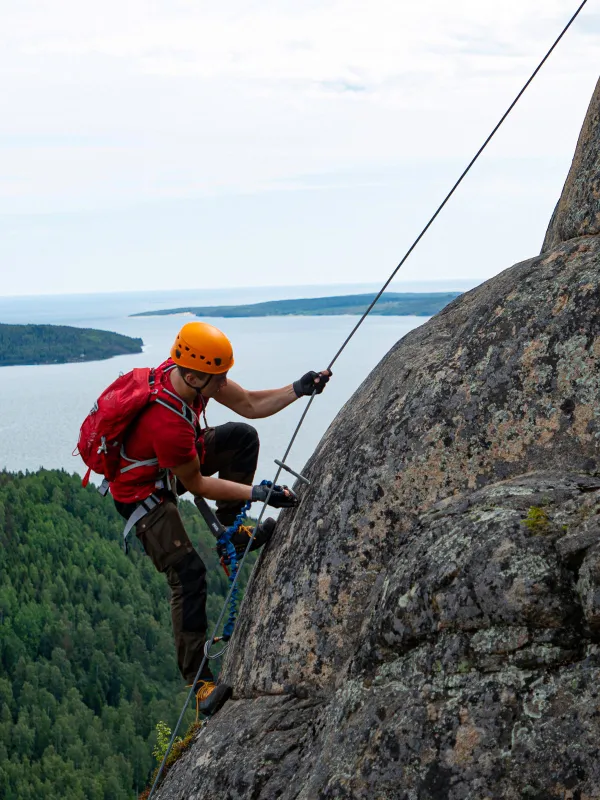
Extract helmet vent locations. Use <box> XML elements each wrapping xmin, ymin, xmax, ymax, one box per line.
<box><xmin>214</xmin><ymin>357</ymin><xmax>222</xmax><ymax>366</ymax></box>
<box><xmin>191</xmin><ymin>353</ymin><xmax>196</xmax><ymax>358</ymax></box>
<box><xmin>175</xmin><ymin>348</ymin><xmax>182</xmax><ymax>359</ymax></box>
<box><xmin>206</xmin><ymin>361</ymin><xmax>212</xmax><ymax>366</ymax></box>
<box><xmin>200</xmin><ymin>355</ymin><xmax>205</xmax><ymax>360</ymax></box>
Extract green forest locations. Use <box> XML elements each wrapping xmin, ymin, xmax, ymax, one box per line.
<box><xmin>0</xmin><ymin>324</ymin><xmax>143</xmax><ymax>366</ymax></box>
<box><xmin>132</xmin><ymin>291</ymin><xmax>462</xmax><ymax>319</ymax></box>
<box><xmin>0</xmin><ymin>469</ymin><xmax>255</xmax><ymax>798</ymax></box>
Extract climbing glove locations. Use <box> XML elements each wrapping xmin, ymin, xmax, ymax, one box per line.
<box><xmin>293</xmin><ymin>369</ymin><xmax>332</xmax><ymax>398</ymax></box>
<box><xmin>251</xmin><ymin>483</ymin><xmax>298</xmax><ymax>508</ymax></box>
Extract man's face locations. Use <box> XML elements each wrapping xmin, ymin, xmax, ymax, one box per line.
<box><xmin>208</xmin><ymin>371</ymin><xmax>228</xmax><ymax>396</ymax></box>
<box><xmin>187</xmin><ymin>370</ymin><xmax>228</xmax><ymax>397</ymax></box>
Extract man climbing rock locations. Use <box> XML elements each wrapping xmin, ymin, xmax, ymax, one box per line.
<box><xmin>110</xmin><ymin>321</ymin><xmax>331</xmax><ymax>717</ymax></box>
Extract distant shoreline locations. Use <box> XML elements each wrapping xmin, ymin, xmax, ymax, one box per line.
<box><xmin>0</xmin><ymin>323</ymin><xmax>143</xmax><ymax>367</ymax></box>
<box><xmin>132</xmin><ymin>292</ymin><xmax>462</xmax><ymax>319</ymax></box>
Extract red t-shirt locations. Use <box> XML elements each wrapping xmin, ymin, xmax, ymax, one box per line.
<box><xmin>110</xmin><ymin>363</ymin><xmax>206</xmax><ymax>503</ymax></box>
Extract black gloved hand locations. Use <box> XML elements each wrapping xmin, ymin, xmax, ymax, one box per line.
<box><xmin>293</xmin><ymin>369</ymin><xmax>332</xmax><ymax>398</ymax></box>
<box><xmin>251</xmin><ymin>483</ymin><xmax>298</xmax><ymax>508</ymax></box>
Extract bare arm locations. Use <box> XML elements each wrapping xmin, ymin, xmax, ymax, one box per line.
<box><xmin>171</xmin><ymin>456</ymin><xmax>252</xmax><ymax>501</ymax></box>
<box><xmin>215</xmin><ymin>379</ymin><xmax>298</xmax><ymax>419</ymax></box>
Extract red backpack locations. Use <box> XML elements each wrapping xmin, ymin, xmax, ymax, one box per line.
<box><xmin>75</xmin><ymin>367</ymin><xmax>161</xmax><ymax>487</ymax></box>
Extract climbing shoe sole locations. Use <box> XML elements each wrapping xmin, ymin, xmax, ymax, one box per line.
<box><xmin>198</xmin><ymin>683</ymin><xmax>233</xmax><ymax>717</ymax></box>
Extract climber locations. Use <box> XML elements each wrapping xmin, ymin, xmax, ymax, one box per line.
<box><xmin>110</xmin><ymin>321</ymin><xmax>331</xmax><ymax>717</ymax></box>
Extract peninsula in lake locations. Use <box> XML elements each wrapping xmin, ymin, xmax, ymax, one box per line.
<box><xmin>132</xmin><ymin>292</ymin><xmax>462</xmax><ymax>319</ymax></box>
<box><xmin>0</xmin><ymin>323</ymin><xmax>143</xmax><ymax>366</ymax></box>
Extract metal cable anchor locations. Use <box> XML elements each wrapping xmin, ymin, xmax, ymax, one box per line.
<box><xmin>274</xmin><ymin>459</ymin><xmax>310</xmax><ymax>486</ymax></box>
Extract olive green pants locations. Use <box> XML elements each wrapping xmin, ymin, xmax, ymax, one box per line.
<box><xmin>136</xmin><ymin>500</ymin><xmax>213</xmax><ymax>683</ymax></box>
<box><xmin>121</xmin><ymin>421</ymin><xmax>260</xmax><ymax>683</ymax></box>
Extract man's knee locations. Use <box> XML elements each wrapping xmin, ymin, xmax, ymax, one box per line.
<box><xmin>221</xmin><ymin>421</ymin><xmax>259</xmax><ymax>447</ymax></box>
<box><xmin>201</xmin><ymin>421</ymin><xmax>260</xmax><ymax>484</ymax></box>
<box><xmin>218</xmin><ymin>422</ymin><xmax>259</xmax><ymax>472</ymax></box>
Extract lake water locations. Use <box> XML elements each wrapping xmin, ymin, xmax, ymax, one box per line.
<box><xmin>0</xmin><ymin>281</ymin><xmax>475</xmax><ymax>488</ymax></box>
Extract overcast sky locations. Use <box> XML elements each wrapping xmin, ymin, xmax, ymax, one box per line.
<box><xmin>1</xmin><ymin>1</ymin><xmax>598</xmax><ymax>296</ymax></box>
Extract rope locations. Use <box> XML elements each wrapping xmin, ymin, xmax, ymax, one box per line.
<box><xmin>327</xmin><ymin>0</ymin><xmax>590</xmax><ymax>371</ymax></box>
<box><xmin>218</xmin><ymin>499</ymin><xmax>253</xmax><ymax>642</ymax></box>
<box><xmin>146</xmin><ymin>3</ymin><xmax>589</xmax><ymax>795</ymax></box>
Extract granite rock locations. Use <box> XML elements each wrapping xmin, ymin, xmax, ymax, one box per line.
<box><xmin>542</xmin><ymin>77</ymin><xmax>600</xmax><ymax>252</ymax></box>
<box><xmin>158</xmin><ymin>473</ymin><xmax>600</xmax><ymax>800</ymax></box>
<box><xmin>155</xmin><ymin>78</ymin><xmax>600</xmax><ymax>799</ymax></box>
<box><xmin>220</xmin><ymin>233</ymin><xmax>600</xmax><ymax>700</ymax></box>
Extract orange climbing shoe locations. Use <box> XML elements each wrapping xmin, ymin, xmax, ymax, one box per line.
<box><xmin>231</xmin><ymin>517</ymin><xmax>276</xmax><ymax>556</ymax></box>
<box><xmin>193</xmin><ymin>680</ymin><xmax>232</xmax><ymax>719</ymax></box>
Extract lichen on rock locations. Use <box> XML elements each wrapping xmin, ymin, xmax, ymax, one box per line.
<box><xmin>155</xmin><ymin>77</ymin><xmax>600</xmax><ymax>800</ymax></box>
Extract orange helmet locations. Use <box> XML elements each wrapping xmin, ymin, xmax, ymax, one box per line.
<box><xmin>170</xmin><ymin>322</ymin><xmax>234</xmax><ymax>374</ymax></box>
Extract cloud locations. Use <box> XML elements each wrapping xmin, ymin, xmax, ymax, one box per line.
<box><xmin>0</xmin><ymin>1</ymin><xmax>597</xmax><ymax>293</ymax></box>
<box><xmin>5</xmin><ymin>2</ymin><xmax>595</xmax><ymax>88</ymax></box>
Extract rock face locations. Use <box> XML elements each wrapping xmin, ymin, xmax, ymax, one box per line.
<box><xmin>542</xmin><ymin>77</ymin><xmax>600</xmax><ymax>252</ymax></box>
<box><xmin>156</xmin><ymin>80</ymin><xmax>600</xmax><ymax>799</ymax></box>
<box><xmin>161</xmin><ymin>474</ymin><xmax>600</xmax><ymax>800</ymax></box>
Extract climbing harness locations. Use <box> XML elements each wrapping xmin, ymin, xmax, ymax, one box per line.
<box><xmin>147</xmin><ymin>2</ymin><xmax>590</xmax><ymax>795</ymax></box>
<box><xmin>121</xmin><ymin>493</ymin><xmax>163</xmax><ymax>549</ymax></box>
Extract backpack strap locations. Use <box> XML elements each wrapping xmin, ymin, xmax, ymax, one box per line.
<box><xmin>118</xmin><ymin>387</ymin><xmax>198</xmax><ymax>476</ymax></box>
<box><xmin>156</xmin><ymin>388</ymin><xmax>198</xmax><ymax>430</ymax></box>
<box><xmin>157</xmin><ymin>360</ymin><xmax>207</xmax><ymax>430</ymax></box>
<box><xmin>119</xmin><ymin>446</ymin><xmax>160</xmax><ymax>474</ymax></box>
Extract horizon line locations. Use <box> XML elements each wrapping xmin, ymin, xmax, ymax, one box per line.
<box><xmin>0</xmin><ymin>277</ymin><xmax>481</xmax><ymax>301</ymax></box>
